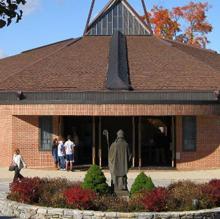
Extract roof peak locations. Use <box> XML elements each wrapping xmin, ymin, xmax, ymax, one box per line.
<box><xmin>84</xmin><ymin>0</ymin><xmax>152</xmax><ymax>36</ymax></box>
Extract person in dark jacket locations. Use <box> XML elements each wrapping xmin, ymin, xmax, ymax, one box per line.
<box><xmin>52</xmin><ymin>138</ymin><xmax>59</xmax><ymax>169</ymax></box>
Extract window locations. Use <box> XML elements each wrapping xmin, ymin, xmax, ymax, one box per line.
<box><xmin>182</xmin><ymin>116</ymin><xmax>197</xmax><ymax>151</ymax></box>
<box><xmin>39</xmin><ymin>116</ymin><xmax>53</xmax><ymax>150</ymax></box>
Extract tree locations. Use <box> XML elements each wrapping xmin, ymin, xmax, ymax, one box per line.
<box><xmin>144</xmin><ymin>2</ymin><xmax>212</xmax><ymax>48</ymax></box>
<box><xmin>0</xmin><ymin>0</ymin><xmax>26</xmax><ymax>28</ymax></box>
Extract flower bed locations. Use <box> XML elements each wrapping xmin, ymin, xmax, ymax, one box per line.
<box><xmin>2</xmin><ymin>192</ymin><xmax>220</xmax><ymax>219</ymax></box>
<box><xmin>7</xmin><ymin>177</ymin><xmax>220</xmax><ymax>212</ymax></box>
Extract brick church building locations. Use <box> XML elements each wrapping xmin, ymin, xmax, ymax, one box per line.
<box><xmin>0</xmin><ymin>0</ymin><xmax>220</xmax><ymax>170</ymax></box>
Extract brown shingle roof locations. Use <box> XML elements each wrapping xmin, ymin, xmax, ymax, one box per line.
<box><xmin>0</xmin><ymin>35</ymin><xmax>220</xmax><ymax>92</ymax></box>
<box><xmin>0</xmin><ymin>39</ymin><xmax>74</xmax><ymax>84</ymax></box>
<box><xmin>127</xmin><ymin>36</ymin><xmax>220</xmax><ymax>91</ymax></box>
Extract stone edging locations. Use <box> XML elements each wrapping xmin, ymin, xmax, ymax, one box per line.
<box><xmin>1</xmin><ymin>192</ymin><xmax>220</xmax><ymax>219</ymax></box>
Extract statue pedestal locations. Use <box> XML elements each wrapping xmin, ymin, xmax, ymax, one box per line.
<box><xmin>115</xmin><ymin>190</ymin><xmax>130</xmax><ymax>201</ymax></box>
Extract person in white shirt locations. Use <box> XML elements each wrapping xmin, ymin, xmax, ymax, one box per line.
<box><xmin>64</xmin><ymin>135</ymin><xmax>75</xmax><ymax>171</ymax></box>
<box><xmin>57</xmin><ymin>138</ymin><xmax>65</xmax><ymax>170</ymax></box>
<box><xmin>12</xmin><ymin>148</ymin><xmax>27</xmax><ymax>182</ymax></box>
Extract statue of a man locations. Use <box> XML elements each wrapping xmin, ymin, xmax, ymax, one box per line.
<box><xmin>108</xmin><ymin>130</ymin><xmax>131</xmax><ymax>193</ymax></box>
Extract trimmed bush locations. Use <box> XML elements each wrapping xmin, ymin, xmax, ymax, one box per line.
<box><xmin>64</xmin><ymin>186</ymin><xmax>96</xmax><ymax>210</ymax></box>
<box><xmin>82</xmin><ymin>165</ymin><xmax>110</xmax><ymax>194</ymax></box>
<box><xmin>167</xmin><ymin>181</ymin><xmax>213</xmax><ymax>211</ymax></box>
<box><xmin>140</xmin><ymin>187</ymin><xmax>168</xmax><ymax>212</ymax></box>
<box><xmin>8</xmin><ymin>177</ymin><xmax>42</xmax><ymax>204</ymax></box>
<box><xmin>39</xmin><ymin>178</ymin><xmax>80</xmax><ymax>207</ymax></box>
<box><xmin>201</xmin><ymin>179</ymin><xmax>220</xmax><ymax>207</ymax></box>
<box><xmin>93</xmin><ymin>195</ymin><xmax>129</xmax><ymax>212</ymax></box>
<box><xmin>130</xmin><ymin>172</ymin><xmax>155</xmax><ymax>196</ymax></box>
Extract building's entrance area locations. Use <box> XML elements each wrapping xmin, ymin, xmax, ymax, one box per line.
<box><xmin>61</xmin><ymin>116</ymin><xmax>175</xmax><ymax>168</ymax></box>
<box><xmin>63</xmin><ymin>116</ymin><xmax>93</xmax><ymax>165</ymax></box>
<box><xmin>140</xmin><ymin>117</ymin><xmax>173</xmax><ymax>167</ymax></box>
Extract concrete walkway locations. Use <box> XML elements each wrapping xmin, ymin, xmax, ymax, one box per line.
<box><xmin>1</xmin><ymin>167</ymin><xmax>220</xmax><ymax>192</ymax></box>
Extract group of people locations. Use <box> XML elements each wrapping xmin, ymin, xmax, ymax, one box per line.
<box><xmin>9</xmin><ymin>130</ymin><xmax>131</xmax><ymax>195</ymax></box>
<box><xmin>52</xmin><ymin>135</ymin><xmax>76</xmax><ymax>171</ymax></box>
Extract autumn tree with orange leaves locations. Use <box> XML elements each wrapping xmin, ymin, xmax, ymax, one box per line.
<box><xmin>144</xmin><ymin>2</ymin><xmax>212</xmax><ymax>48</ymax></box>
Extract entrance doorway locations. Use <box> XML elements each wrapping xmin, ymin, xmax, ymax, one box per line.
<box><xmin>140</xmin><ymin>117</ymin><xmax>173</xmax><ymax>167</ymax></box>
<box><xmin>63</xmin><ymin>116</ymin><xmax>93</xmax><ymax>165</ymax></box>
<box><xmin>61</xmin><ymin>116</ymin><xmax>175</xmax><ymax>168</ymax></box>
<box><xmin>101</xmin><ymin>117</ymin><xmax>133</xmax><ymax>167</ymax></box>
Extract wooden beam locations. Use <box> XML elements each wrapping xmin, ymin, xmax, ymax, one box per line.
<box><xmin>92</xmin><ymin>116</ymin><xmax>96</xmax><ymax>165</ymax></box>
<box><xmin>83</xmin><ymin>0</ymin><xmax>96</xmax><ymax>36</ymax></box>
<box><xmin>140</xmin><ymin>0</ymin><xmax>153</xmax><ymax>35</ymax></box>
<box><xmin>138</xmin><ymin>117</ymin><xmax>142</xmax><ymax>169</ymax></box>
<box><xmin>171</xmin><ymin>116</ymin><xmax>176</xmax><ymax>168</ymax></box>
<box><xmin>132</xmin><ymin>116</ymin><xmax>135</xmax><ymax>167</ymax></box>
<box><xmin>99</xmin><ymin>117</ymin><xmax>102</xmax><ymax>167</ymax></box>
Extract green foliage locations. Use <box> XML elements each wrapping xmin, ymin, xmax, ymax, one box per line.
<box><xmin>0</xmin><ymin>0</ymin><xmax>26</xmax><ymax>28</ymax></box>
<box><xmin>82</xmin><ymin>165</ymin><xmax>110</xmax><ymax>195</ymax></box>
<box><xmin>130</xmin><ymin>172</ymin><xmax>155</xmax><ymax>196</ymax></box>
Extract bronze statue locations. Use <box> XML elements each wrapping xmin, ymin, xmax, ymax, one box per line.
<box><xmin>108</xmin><ymin>130</ymin><xmax>131</xmax><ymax>193</ymax></box>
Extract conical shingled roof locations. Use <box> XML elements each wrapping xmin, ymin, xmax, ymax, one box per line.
<box><xmin>0</xmin><ymin>1</ymin><xmax>220</xmax><ymax>103</ymax></box>
<box><xmin>0</xmin><ymin>35</ymin><xmax>220</xmax><ymax>92</ymax></box>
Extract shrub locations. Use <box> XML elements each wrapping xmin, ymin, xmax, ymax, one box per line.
<box><xmin>167</xmin><ymin>181</ymin><xmax>213</xmax><ymax>211</ymax></box>
<box><xmin>130</xmin><ymin>172</ymin><xmax>155</xmax><ymax>196</ymax></box>
<box><xmin>93</xmin><ymin>195</ymin><xmax>129</xmax><ymax>212</ymax></box>
<box><xmin>137</xmin><ymin>187</ymin><xmax>168</xmax><ymax>212</ymax></box>
<box><xmin>82</xmin><ymin>165</ymin><xmax>110</xmax><ymax>195</ymax></box>
<box><xmin>201</xmin><ymin>179</ymin><xmax>220</xmax><ymax>207</ymax></box>
<box><xmin>64</xmin><ymin>186</ymin><xmax>96</xmax><ymax>210</ymax></box>
<box><xmin>38</xmin><ymin>178</ymin><xmax>80</xmax><ymax>207</ymax></box>
<box><xmin>129</xmin><ymin>195</ymin><xmax>146</xmax><ymax>212</ymax></box>
<box><xmin>8</xmin><ymin>177</ymin><xmax>42</xmax><ymax>204</ymax></box>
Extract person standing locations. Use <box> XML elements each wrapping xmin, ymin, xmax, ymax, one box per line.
<box><xmin>51</xmin><ymin>138</ymin><xmax>59</xmax><ymax>169</ymax></box>
<box><xmin>108</xmin><ymin>130</ymin><xmax>131</xmax><ymax>193</ymax></box>
<box><xmin>12</xmin><ymin>148</ymin><xmax>27</xmax><ymax>182</ymax></box>
<box><xmin>57</xmin><ymin>138</ymin><xmax>65</xmax><ymax>170</ymax></box>
<box><xmin>64</xmin><ymin>135</ymin><xmax>75</xmax><ymax>171</ymax></box>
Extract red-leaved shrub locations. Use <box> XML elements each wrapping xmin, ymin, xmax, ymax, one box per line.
<box><xmin>8</xmin><ymin>177</ymin><xmax>42</xmax><ymax>204</ymax></box>
<box><xmin>63</xmin><ymin>186</ymin><xmax>96</xmax><ymax>210</ymax></box>
<box><xmin>139</xmin><ymin>187</ymin><xmax>168</xmax><ymax>212</ymax></box>
<box><xmin>202</xmin><ymin>179</ymin><xmax>220</xmax><ymax>206</ymax></box>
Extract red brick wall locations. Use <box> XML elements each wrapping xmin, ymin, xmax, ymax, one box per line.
<box><xmin>10</xmin><ymin>115</ymin><xmax>60</xmax><ymax>168</ymax></box>
<box><xmin>0</xmin><ymin>104</ymin><xmax>220</xmax><ymax>169</ymax></box>
<box><xmin>176</xmin><ymin>116</ymin><xmax>220</xmax><ymax>170</ymax></box>
<box><xmin>0</xmin><ymin>104</ymin><xmax>219</xmax><ymax>116</ymax></box>
<box><xmin>0</xmin><ymin>109</ymin><xmax>12</xmax><ymax>167</ymax></box>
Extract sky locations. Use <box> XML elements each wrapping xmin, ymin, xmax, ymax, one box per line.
<box><xmin>0</xmin><ymin>0</ymin><xmax>220</xmax><ymax>59</ymax></box>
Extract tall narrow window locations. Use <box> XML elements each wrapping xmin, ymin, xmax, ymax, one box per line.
<box><xmin>40</xmin><ymin>116</ymin><xmax>52</xmax><ymax>150</ymax></box>
<box><xmin>182</xmin><ymin>116</ymin><xmax>197</xmax><ymax>151</ymax></box>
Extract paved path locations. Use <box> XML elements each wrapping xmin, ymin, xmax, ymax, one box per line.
<box><xmin>1</xmin><ymin>167</ymin><xmax>220</xmax><ymax>192</ymax></box>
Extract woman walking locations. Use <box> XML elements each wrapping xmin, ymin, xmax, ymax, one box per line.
<box><xmin>12</xmin><ymin>148</ymin><xmax>27</xmax><ymax>182</ymax></box>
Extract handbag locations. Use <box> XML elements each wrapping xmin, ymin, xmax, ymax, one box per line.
<box><xmin>9</xmin><ymin>162</ymin><xmax>16</xmax><ymax>171</ymax></box>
